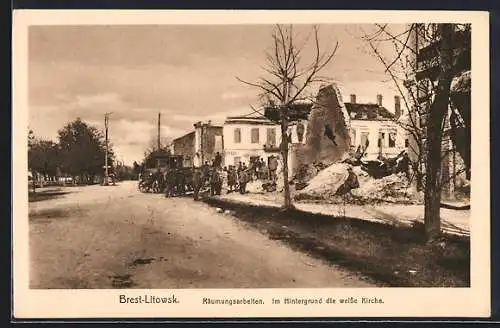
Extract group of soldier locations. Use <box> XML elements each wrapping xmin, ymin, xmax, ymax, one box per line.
<box><xmin>191</xmin><ymin>152</ymin><xmax>282</xmax><ymax>200</ymax></box>
<box><xmin>139</xmin><ymin>151</ymin><xmax>283</xmax><ymax>201</ymax></box>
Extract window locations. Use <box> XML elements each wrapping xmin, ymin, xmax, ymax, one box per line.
<box><xmin>389</xmin><ymin>131</ymin><xmax>396</xmax><ymax>148</ymax></box>
<box><xmin>251</xmin><ymin>128</ymin><xmax>260</xmax><ymax>143</ymax></box>
<box><xmin>266</xmin><ymin>128</ymin><xmax>276</xmax><ymax>146</ymax></box>
<box><xmin>378</xmin><ymin>132</ymin><xmax>385</xmax><ymax>147</ymax></box>
<box><xmin>214</xmin><ymin>135</ymin><xmax>223</xmax><ymax>152</ymax></box>
<box><xmin>234</xmin><ymin>156</ymin><xmax>241</xmax><ymax>166</ymax></box>
<box><xmin>234</xmin><ymin>128</ymin><xmax>241</xmax><ymax>143</ymax></box>
<box><xmin>350</xmin><ymin>129</ymin><xmax>357</xmax><ymax>146</ymax></box>
<box><xmin>405</xmin><ymin>139</ymin><xmax>409</xmax><ymax>147</ymax></box>
<box><xmin>360</xmin><ymin>132</ymin><xmax>369</xmax><ymax>149</ymax></box>
<box><xmin>157</xmin><ymin>159</ymin><xmax>168</xmax><ymax>167</ymax></box>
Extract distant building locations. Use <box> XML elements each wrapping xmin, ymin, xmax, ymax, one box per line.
<box><xmin>222</xmin><ymin>107</ymin><xmax>311</xmax><ymax>168</ymax></box>
<box><xmin>172</xmin><ymin>120</ymin><xmax>224</xmax><ymax>167</ymax></box>
<box><xmin>223</xmin><ymin>114</ymin><xmax>279</xmax><ymax>167</ymax></box>
<box><xmin>223</xmin><ymin>89</ymin><xmax>408</xmax><ymax>178</ymax></box>
<box><xmin>345</xmin><ymin>94</ymin><xmax>408</xmax><ymax>159</ymax></box>
<box><xmin>262</xmin><ymin>92</ymin><xmax>408</xmax><ymax>164</ymax></box>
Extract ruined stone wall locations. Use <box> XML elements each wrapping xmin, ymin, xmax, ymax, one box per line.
<box><xmin>173</xmin><ymin>132</ymin><xmax>196</xmax><ymax>167</ymax></box>
<box><xmin>291</xmin><ymin>83</ymin><xmax>351</xmax><ymax>174</ymax></box>
<box><xmin>201</xmin><ymin>126</ymin><xmax>224</xmax><ymax>164</ymax></box>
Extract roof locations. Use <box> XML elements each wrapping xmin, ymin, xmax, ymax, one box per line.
<box><xmin>173</xmin><ymin>131</ymin><xmax>195</xmax><ymax>142</ymax></box>
<box><xmin>262</xmin><ymin>101</ymin><xmax>395</xmax><ymax>122</ymax></box>
<box><xmin>344</xmin><ymin>102</ymin><xmax>395</xmax><ymax>121</ymax></box>
<box><xmin>263</xmin><ymin>102</ymin><xmax>313</xmax><ymax>122</ymax></box>
<box><xmin>229</xmin><ymin>96</ymin><xmax>397</xmax><ymax>124</ymax></box>
<box><xmin>224</xmin><ymin>115</ymin><xmax>277</xmax><ymax>126</ymax></box>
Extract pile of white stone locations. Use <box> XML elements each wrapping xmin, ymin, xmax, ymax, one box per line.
<box><xmin>294</xmin><ymin>162</ymin><xmax>422</xmax><ymax>204</ymax></box>
<box><xmin>294</xmin><ymin>163</ymin><xmax>350</xmax><ymax>200</ymax></box>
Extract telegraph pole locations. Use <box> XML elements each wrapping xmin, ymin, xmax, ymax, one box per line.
<box><xmin>157</xmin><ymin>112</ymin><xmax>161</xmax><ymax>151</ymax></box>
<box><xmin>104</xmin><ymin>112</ymin><xmax>113</xmax><ymax>186</ymax></box>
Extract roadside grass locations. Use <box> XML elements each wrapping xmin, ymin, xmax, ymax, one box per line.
<box><xmin>203</xmin><ymin>198</ymin><xmax>470</xmax><ymax>287</ymax></box>
<box><xmin>29</xmin><ymin>207</ymin><xmax>89</xmax><ymax>221</ymax></box>
<box><xmin>28</xmin><ymin>189</ymin><xmax>71</xmax><ymax>203</ymax></box>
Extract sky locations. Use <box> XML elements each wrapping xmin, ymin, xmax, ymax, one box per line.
<box><xmin>28</xmin><ymin>24</ymin><xmax>405</xmax><ymax>165</ymax></box>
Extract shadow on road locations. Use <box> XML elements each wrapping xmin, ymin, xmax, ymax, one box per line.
<box><xmin>203</xmin><ymin>197</ymin><xmax>470</xmax><ymax>288</ymax></box>
<box><xmin>28</xmin><ymin>189</ymin><xmax>72</xmax><ymax>203</ymax></box>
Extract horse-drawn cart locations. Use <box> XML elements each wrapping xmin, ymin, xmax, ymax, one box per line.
<box><xmin>138</xmin><ymin>150</ymin><xmax>224</xmax><ymax>200</ymax></box>
<box><xmin>138</xmin><ymin>152</ymin><xmax>188</xmax><ymax>194</ymax></box>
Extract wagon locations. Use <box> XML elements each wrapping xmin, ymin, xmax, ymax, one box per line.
<box><xmin>138</xmin><ymin>152</ymin><xmax>186</xmax><ymax>194</ymax></box>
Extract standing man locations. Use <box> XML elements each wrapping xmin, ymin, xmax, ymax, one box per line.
<box><xmin>268</xmin><ymin>155</ymin><xmax>278</xmax><ymax>183</ymax></box>
<box><xmin>296</xmin><ymin>119</ymin><xmax>305</xmax><ymax>143</ymax></box>
<box><xmin>238</xmin><ymin>166</ymin><xmax>249</xmax><ymax>194</ymax></box>
<box><xmin>227</xmin><ymin>165</ymin><xmax>236</xmax><ymax>193</ymax></box>
<box><xmin>214</xmin><ymin>152</ymin><xmax>222</xmax><ymax>168</ymax></box>
<box><xmin>260</xmin><ymin>158</ymin><xmax>268</xmax><ymax>180</ymax></box>
<box><xmin>193</xmin><ymin>152</ymin><xmax>203</xmax><ymax>201</ymax></box>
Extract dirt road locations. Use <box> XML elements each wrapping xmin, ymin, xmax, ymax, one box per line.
<box><xmin>29</xmin><ymin>181</ymin><xmax>375</xmax><ymax>289</ymax></box>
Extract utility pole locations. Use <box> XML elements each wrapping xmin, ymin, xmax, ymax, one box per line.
<box><xmin>157</xmin><ymin>112</ymin><xmax>161</xmax><ymax>151</ymax></box>
<box><xmin>104</xmin><ymin>112</ymin><xmax>113</xmax><ymax>186</ymax></box>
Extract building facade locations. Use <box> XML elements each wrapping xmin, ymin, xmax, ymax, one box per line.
<box><xmin>345</xmin><ymin>94</ymin><xmax>408</xmax><ymax>160</ymax></box>
<box><xmin>223</xmin><ymin>90</ymin><xmax>408</xmax><ymax>177</ymax></box>
<box><xmin>223</xmin><ymin>115</ymin><xmax>280</xmax><ymax>167</ymax></box>
<box><xmin>172</xmin><ymin>121</ymin><xmax>224</xmax><ymax>167</ymax></box>
<box><xmin>172</xmin><ymin>131</ymin><xmax>196</xmax><ymax>167</ymax></box>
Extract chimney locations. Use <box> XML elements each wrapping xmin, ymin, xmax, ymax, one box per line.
<box><xmin>377</xmin><ymin>94</ymin><xmax>383</xmax><ymax>106</ymax></box>
<box><xmin>394</xmin><ymin>95</ymin><xmax>401</xmax><ymax>118</ymax></box>
<box><xmin>350</xmin><ymin>94</ymin><xmax>356</xmax><ymax>104</ymax></box>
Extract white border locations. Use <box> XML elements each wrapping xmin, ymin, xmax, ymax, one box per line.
<box><xmin>12</xmin><ymin>10</ymin><xmax>491</xmax><ymax>319</ymax></box>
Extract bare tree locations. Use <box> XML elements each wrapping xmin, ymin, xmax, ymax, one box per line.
<box><xmin>144</xmin><ymin>135</ymin><xmax>172</xmax><ymax>158</ymax></box>
<box><xmin>361</xmin><ymin>24</ymin><xmax>425</xmax><ymax>190</ymax></box>
<box><xmin>361</xmin><ymin>23</ymin><xmax>470</xmax><ymax>240</ymax></box>
<box><xmin>237</xmin><ymin>24</ymin><xmax>338</xmax><ymax>210</ymax></box>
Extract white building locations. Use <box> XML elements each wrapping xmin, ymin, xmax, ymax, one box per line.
<box><xmin>223</xmin><ymin>93</ymin><xmax>407</xmax><ymax>173</ymax></box>
<box><xmin>222</xmin><ymin>113</ymin><xmax>308</xmax><ymax>168</ymax></box>
<box><xmin>223</xmin><ymin>115</ymin><xmax>279</xmax><ymax>167</ymax></box>
<box><xmin>345</xmin><ymin>94</ymin><xmax>408</xmax><ymax>160</ymax></box>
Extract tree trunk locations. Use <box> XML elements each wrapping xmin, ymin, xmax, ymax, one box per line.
<box><xmin>415</xmin><ymin>154</ymin><xmax>424</xmax><ymax>192</ymax></box>
<box><xmin>280</xmin><ymin>120</ymin><xmax>292</xmax><ymax>209</ymax></box>
<box><xmin>424</xmin><ymin>24</ymin><xmax>454</xmax><ymax>241</ymax></box>
<box><xmin>280</xmin><ymin>107</ymin><xmax>293</xmax><ymax>210</ymax></box>
<box><xmin>31</xmin><ymin>171</ymin><xmax>36</xmax><ymax>193</ymax></box>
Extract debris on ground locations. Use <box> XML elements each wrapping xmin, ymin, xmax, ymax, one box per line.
<box><xmin>359</xmin><ymin>151</ymin><xmax>410</xmax><ymax>179</ymax></box>
<box><xmin>350</xmin><ymin>172</ymin><xmax>421</xmax><ymax>204</ymax></box>
<box><xmin>293</xmin><ymin>162</ymin><xmax>329</xmax><ymax>183</ymax></box>
<box><xmin>295</xmin><ymin>181</ymin><xmax>308</xmax><ymax>191</ymax></box>
<box><xmin>262</xmin><ymin>181</ymin><xmax>277</xmax><ymax>192</ymax></box>
<box><xmin>294</xmin><ymin>163</ymin><xmax>351</xmax><ymax>200</ymax></box>
<box><xmin>245</xmin><ymin>180</ymin><xmax>265</xmax><ymax>193</ymax></box>
<box><xmin>293</xmin><ymin>161</ymin><xmax>421</xmax><ymax>205</ymax></box>
<box><xmin>234</xmin><ymin>149</ymin><xmax>420</xmax><ymax>205</ymax></box>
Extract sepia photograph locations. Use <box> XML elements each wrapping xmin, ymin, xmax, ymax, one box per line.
<box><xmin>12</xmin><ymin>10</ymin><xmax>490</xmax><ymax>319</ymax></box>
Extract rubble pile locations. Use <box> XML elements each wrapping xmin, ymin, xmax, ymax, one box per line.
<box><xmin>245</xmin><ymin>180</ymin><xmax>265</xmax><ymax>193</ymax></box>
<box><xmin>293</xmin><ymin>162</ymin><xmax>422</xmax><ymax>205</ymax></box>
<box><xmin>294</xmin><ymin>163</ymin><xmax>350</xmax><ymax>200</ymax></box>
<box><xmin>293</xmin><ymin>162</ymin><xmax>329</xmax><ymax>184</ymax></box>
<box><xmin>351</xmin><ymin>172</ymin><xmax>422</xmax><ymax>204</ymax></box>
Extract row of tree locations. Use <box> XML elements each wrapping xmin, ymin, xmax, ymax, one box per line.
<box><xmin>28</xmin><ymin>118</ymin><xmax>116</xmax><ymax>190</ymax></box>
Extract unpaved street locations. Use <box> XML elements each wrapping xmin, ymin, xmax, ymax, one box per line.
<box><xmin>29</xmin><ymin>181</ymin><xmax>374</xmax><ymax>289</ymax></box>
